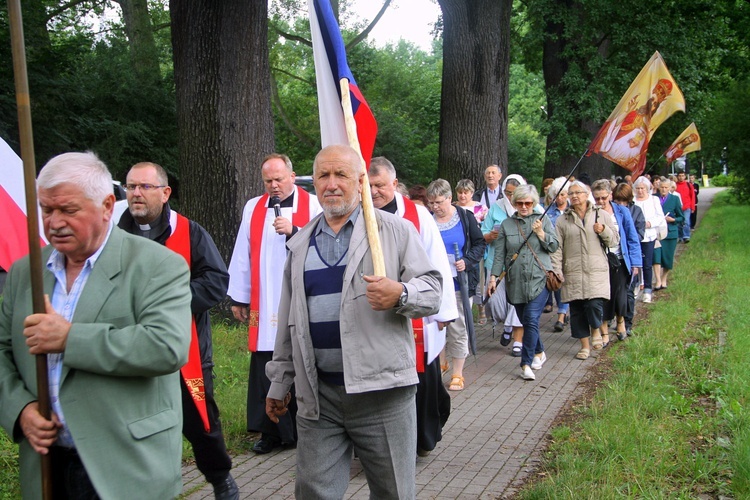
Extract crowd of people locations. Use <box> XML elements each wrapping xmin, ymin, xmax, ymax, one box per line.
<box><xmin>0</xmin><ymin>147</ymin><xmax>700</xmax><ymax>499</ymax></box>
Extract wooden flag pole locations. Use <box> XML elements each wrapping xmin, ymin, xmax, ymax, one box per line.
<box><xmin>8</xmin><ymin>0</ymin><xmax>53</xmax><ymax>497</ymax></box>
<box><xmin>339</xmin><ymin>78</ymin><xmax>385</xmax><ymax>277</ymax></box>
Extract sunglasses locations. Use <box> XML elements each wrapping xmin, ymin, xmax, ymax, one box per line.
<box><xmin>515</xmin><ymin>201</ymin><xmax>534</xmax><ymax>207</ymax></box>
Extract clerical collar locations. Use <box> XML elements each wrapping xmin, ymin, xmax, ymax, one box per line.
<box><xmin>267</xmin><ymin>190</ymin><xmax>295</xmax><ymax>208</ymax></box>
<box><xmin>381</xmin><ymin>197</ymin><xmax>398</xmax><ymax>214</ymax></box>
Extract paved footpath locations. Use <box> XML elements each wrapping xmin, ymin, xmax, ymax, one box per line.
<box><xmin>183</xmin><ymin>187</ymin><xmax>722</xmax><ymax>499</ymax></box>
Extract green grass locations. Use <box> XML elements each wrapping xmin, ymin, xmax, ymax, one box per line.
<box><xmin>0</xmin><ymin>316</ymin><xmax>256</xmax><ymax>496</ymax></box>
<box><xmin>520</xmin><ymin>190</ymin><xmax>750</xmax><ymax>499</ymax></box>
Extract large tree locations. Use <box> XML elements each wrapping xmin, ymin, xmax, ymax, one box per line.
<box><xmin>436</xmin><ymin>0</ymin><xmax>513</xmax><ymax>184</ymax></box>
<box><xmin>523</xmin><ymin>0</ymin><xmax>741</xmax><ymax>180</ymax></box>
<box><xmin>170</xmin><ymin>0</ymin><xmax>275</xmax><ymax>262</ymax></box>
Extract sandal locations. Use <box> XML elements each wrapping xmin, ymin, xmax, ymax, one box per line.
<box><xmin>441</xmin><ymin>362</ymin><xmax>449</xmax><ymax>374</ymax></box>
<box><xmin>575</xmin><ymin>348</ymin><xmax>590</xmax><ymax>360</ymax></box>
<box><xmin>448</xmin><ymin>375</ymin><xmax>464</xmax><ymax>391</ymax></box>
<box><xmin>591</xmin><ymin>336</ymin><xmax>603</xmax><ymax>350</ymax></box>
<box><xmin>601</xmin><ymin>334</ymin><xmax>610</xmax><ymax>348</ymax></box>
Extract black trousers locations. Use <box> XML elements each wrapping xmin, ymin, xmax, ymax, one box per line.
<box><xmin>50</xmin><ymin>446</ymin><xmax>100</xmax><ymax>499</ymax></box>
<box><xmin>182</xmin><ymin>364</ymin><xmax>232</xmax><ymax>485</ymax></box>
<box><xmin>416</xmin><ymin>355</ymin><xmax>451</xmax><ymax>452</ymax></box>
<box><xmin>246</xmin><ymin>351</ymin><xmax>298</xmax><ymax>444</ymax></box>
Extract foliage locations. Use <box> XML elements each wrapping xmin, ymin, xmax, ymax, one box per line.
<box><xmin>520</xmin><ymin>190</ymin><xmax>748</xmax><ymax>498</ymax></box>
<box><xmin>518</xmin><ymin>0</ymin><xmax>748</xmax><ymax>176</ymax></box>
<box><xmin>0</xmin><ymin>1</ymin><xmax>178</xmax><ymax>183</ymax></box>
<box><xmin>702</xmin><ymin>79</ymin><xmax>750</xmax><ymax>202</ymax></box>
<box><xmin>0</xmin><ymin>428</ymin><xmax>20</xmax><ymax>499</ymax></box>
<box><xmin>507</xmin><ymin>63</ymin><xmax>546</xmax><ymax>185</ymax></box>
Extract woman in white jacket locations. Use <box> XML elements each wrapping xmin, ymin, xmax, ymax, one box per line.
<box><xmin>633</xmin><ymin>177</ymin><xmax>666</xmax><ymax>303</ymax></box>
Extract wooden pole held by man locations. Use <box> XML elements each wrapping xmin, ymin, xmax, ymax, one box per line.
<box><xmin>7</xmin><ymin>0</ymin><xmax>53</xmax><ymax>497</ymax></box>
<box><xmin>340</xmin><ymin>78</ymin><xmax>385</xmax><ymax>277</ymax></box>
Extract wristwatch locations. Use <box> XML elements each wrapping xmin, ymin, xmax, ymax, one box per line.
<box><xmin>397</xmin><ymin>283</ymin><xmax>408</xmax><ymax>307</ymax></box>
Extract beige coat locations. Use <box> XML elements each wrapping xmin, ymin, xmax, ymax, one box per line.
<box><xmin>551</xmin><ymin>202</ymin><xmax>619</xmax><ymax>303</ymax></box>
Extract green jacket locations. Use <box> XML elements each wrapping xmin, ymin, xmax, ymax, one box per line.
<box><xmin>0</xmin><ymin>227</ymin><xmax>192</xmax><ymax>499</ymax></box>
<box><xmin>491</xmin><ymin>213</ymin><xmax>559</xmax><ymax>304</ymax></box>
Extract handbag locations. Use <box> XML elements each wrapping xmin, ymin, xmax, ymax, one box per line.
<box><xmin>595</xmin><ymin>208</ymin><xmax>621</xmax><ymax>270</ymax></box>
<box><xmin>515</xmin><ymin>220</ymin><xmax>564</xmax><ymax>292</ymax></box>
<box><xmin>655</xmin><ymin>198</ymin><xmax>668</xmax><ymax>240</ymax></box>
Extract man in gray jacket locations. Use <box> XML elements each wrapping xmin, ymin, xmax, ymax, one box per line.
<box><xmin>265</xmin><ymin>145</ymin><xmax>442</xmax><ymax>499</ymax></box>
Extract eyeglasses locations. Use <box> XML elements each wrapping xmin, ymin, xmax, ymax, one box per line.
<box><xmin>503</xmin><ymin>190</ymin><xmax>514</xmax><ymax>197</ymax></box>
<box><xmin>426</xmin><ymin>198</ymin><xmax>448</xmax><ymax>207</ymax></box>
<box><xmin>568</xmin><ymin>191</ymin><xmax>586</xmax><ymax>196</ymax></box>
<box><xmin>515</xmin><ymin>201</ymin><xmax>534</xmax><ymax>207</ymax></box>
<box><xmin>593</xmin><ymin>196</ymin><xmax>609</xmax><ymax>202</ymax></box>
<box><xmin>124</xmin><ymin>183</ymin><xmax>166</xmax><ymax>192</ymax></box>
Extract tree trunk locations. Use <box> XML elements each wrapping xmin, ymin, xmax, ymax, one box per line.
<box><xmin>170</xmin><ymin>0</ymin><xmax>275</xmax><ymax>263</ymax></box>
<box><xmin>436</xmin><ymin>0</ymin><xmax>512</xmax><ymax>185</ymax></box>
<box><xmin>115</xmin><ymin>0</ymin><xmax>161</xmax><ymax>83</ymax></box>
<box><xmin>540</xmin><ymin>0</ymin><xmax>613</xmax><ymax>181</ymax></box>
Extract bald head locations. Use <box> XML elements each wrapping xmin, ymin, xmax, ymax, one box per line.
<box><xmin>313</xmin><ymin>145</ymin><xmax>364</xmax><ymax>222</ymax></box>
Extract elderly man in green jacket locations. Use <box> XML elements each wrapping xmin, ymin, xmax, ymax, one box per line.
<box><xmin>0</xmin><ymin>152</ymin><xmax>191</xmax><ymax>499</ymax></box>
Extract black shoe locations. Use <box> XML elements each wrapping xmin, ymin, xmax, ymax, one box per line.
<box><xmin>213</xmin><ymin>474</ymin><xmax>239</xmax><ymax>500</ymax></box>
<box><xmin>553</xmin><ymin>321</ymin><xmax>564</xmax><ymax>332</ymax></box>
<box><xmin>252</xmin><ymin>435</ymin><xmax>281</xmax><ymax>454</ymax></box>
<box><xmin>500</xmin><ymin>332</ymin><xmax>512</xmax><ymax>346</ymax></box>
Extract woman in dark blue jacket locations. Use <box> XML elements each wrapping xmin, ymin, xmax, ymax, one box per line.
<box><xmin>592</xmin><ymin>180</ymin><xmax>643</xmax><ymax>344</ymax></box>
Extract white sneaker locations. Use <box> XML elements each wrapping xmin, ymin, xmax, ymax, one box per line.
<box><xmin>521</xmin><ymin>365</ymin><xmax>536</xmax><ymax>380</ymax></box>
<box><xmin>531</xmin><ymin>352</ymin><xmax>547</xmax><ymax>370</ymax></box>
<box><xmin>642</xmin><ymin>292</ymin><xmax>652</xmax><ymax>303</ymax></box>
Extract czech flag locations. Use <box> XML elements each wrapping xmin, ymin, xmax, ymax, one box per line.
<box><xmin>308</xmin><ymin>0</ymin><xmax>377</xmax><ymax>167</ymax></box>
<box><xmin>0</xmin><ymin>137</ymin><xmax>46</xmax><ymax>271</ymax></box>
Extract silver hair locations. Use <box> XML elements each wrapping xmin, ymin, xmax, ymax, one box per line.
<box><xmin>37</xmin><ymin>151</ymin><xmax>112</xmax><ymax>203</ymax></box>
<box><xmin>591</xmin><ymin>179</ymin><xmax>613</xmax><ymax>194</ymax></box>
<box><xmin>369</xmin><ymin>156</ymin><xmax>396</xmax><ymax>180</ymax></box>
<box><xmin>633</xmin><ymin>176</ymin><xmax>652</xmax><ymax>191</ymax></box>
<box><xmin>426</xmin><ymin>178</ymin><xmax>452</xmax><ymax>200</ymax></box>
<box><xmin>545</xmin><ymin>176</ymin><xmax>568</xmax><ymax>205</ymax></box>
<box><xmin>567</xmin><ymin>180</ymin><xmax>590</xmax><ymax>193</ymax></box>
<box><xmin>511</xmin><ymin>184</ymin><xmax>539</xmax><ymax>206</ymax></box>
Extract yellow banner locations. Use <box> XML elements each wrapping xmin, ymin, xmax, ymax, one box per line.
<box><xmin>590</xmin><ymin>51</ymin><xmax>685</xmax><ymax>175</ymax></box>
<box><xmin>664</xmin><ymin>122</ymin><xmax>701</xmax><ymax>164</ymax></box>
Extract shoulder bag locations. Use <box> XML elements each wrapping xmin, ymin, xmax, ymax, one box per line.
<box><xmin>595</xmin><ymin>208</ymin><xmax>621</xmax><ymax>270</ymax></box>
<box><xmin>515</xmin><ymin>219</ymin><xmax>564</xmax><ymax>291</ymax></box>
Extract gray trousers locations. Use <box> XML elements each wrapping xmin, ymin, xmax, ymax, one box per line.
<box><xmin>295</xmin><ymin>381</ymin><xmax>417</xmax><ymax>500</ymax></box>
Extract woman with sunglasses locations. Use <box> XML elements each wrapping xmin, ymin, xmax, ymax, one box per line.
<box><xmin>551</xmin><ymin>181</ymin><xmax>619</xmax><ymax>360</ymax></box>
<box><xmin>488</xmin><ymin>185</ymin><xmax>558</xmax><ymax>380</ymax></box>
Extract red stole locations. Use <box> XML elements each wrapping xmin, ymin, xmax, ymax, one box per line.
<box><xmin>248</xmin><ymin>188</ymin><xmax>311</xmax><ymax>351</ymax></box>
<box><xmin>401</xmin><ymin>198</ymin><xmax>426</xmax><ymax>372</ymax></box>
<box><xmin>165</xmin><ymin>213</ymin><xmax>210</xmax><ymax>432</ymax></box>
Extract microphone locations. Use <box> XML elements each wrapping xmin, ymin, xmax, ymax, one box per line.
<box><xmin>270</xmin><ymin>196</ymin><xmax>281</xmax><ymax>217</ymax></box>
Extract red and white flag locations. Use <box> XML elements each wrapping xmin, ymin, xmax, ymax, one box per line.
<box><xmin>0</xmin><ymin>137</ymin><xmax>46</xmax><ymax>271</ymax></box>
<box><xmin>308</xmin><ymin>0</ymin><xmax>377</xmax><ymax>167</ymax></box>
<box><xmin>664</xmin><ymin>122</ymin><xmax>701</xmax><ymax>164</ymax></box>
<box><xmin>589</xmin><ymin>51</ymin><xmax>685</xmax><ymax>178</ymax></box>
